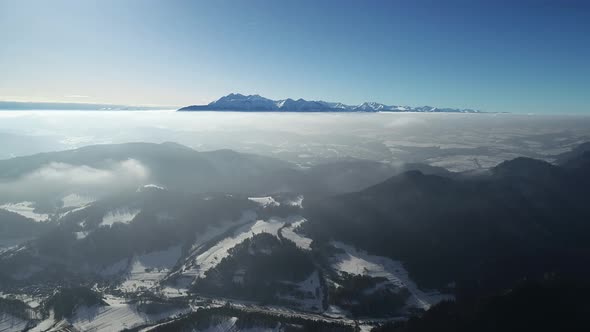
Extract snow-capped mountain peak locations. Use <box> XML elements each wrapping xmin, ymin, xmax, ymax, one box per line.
<box><xmin>179</xmin><ymin>93</ymin><xmax>481</xmax><ymax>113</ymax></box>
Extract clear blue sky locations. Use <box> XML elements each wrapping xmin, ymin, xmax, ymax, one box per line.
<box><xmin>0</xmin><ymin>0</ymin><xmax>588</xmax><ymax>112</ymax></box>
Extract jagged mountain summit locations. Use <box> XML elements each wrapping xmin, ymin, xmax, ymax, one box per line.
<box><xmin>178</xmin><ymin>93</ymin><xmax>481</xmax><ymax>113</ymax></box>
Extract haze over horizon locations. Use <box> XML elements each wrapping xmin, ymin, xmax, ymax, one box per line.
<box><xmin>1</xmin><ymin>0</ymin><xmax>589</xmax><ymax>113</ymax></box>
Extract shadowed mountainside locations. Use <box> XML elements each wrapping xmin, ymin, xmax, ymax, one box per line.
<box><xmin>305</xmin><ymin>148</ymin><xmax>590</xmax><ymax>296</ymax></box>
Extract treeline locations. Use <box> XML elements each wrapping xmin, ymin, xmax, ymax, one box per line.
<box><xmin>43</xmin><ymin>287</ymin><xmax>107</xmax><ymax>319</ymax></box>
<box><xmin>0</xmin><ymin>209</ymin><xmax>51</xmax><ymax>240</ymax></box>
<box><xmin>373</xmin><ymin>278</ymin><xmax>590</xmax><ymax>332</ymax></box>
<box><xmin>192</xmin><ymin>233</ymin><xmax>316</xmax><ymax>306</ymax></box>
<box><xmin>144</xmin><ymin>306</ymin><xmax>355</xmax><ymax>332</ymax></box>
<box><xmin>0</xmin><ymin>297</ymin><xmax>37</xmax><ymax>321</ymax></box>
<box><xmin>6</xmin><ymin>191</ymin><xmax>254</xmax><ymax>281</ymax></box>
<box><xmin>329</xmin><ymin>273</ymin><xmax>409</xmax><ymax>317</ymax></box>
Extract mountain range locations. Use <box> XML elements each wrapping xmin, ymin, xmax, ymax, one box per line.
<box><xmin>178</xmin><ymin>93</ymin><xmax>481</xmax><ymax>113</ymax></box>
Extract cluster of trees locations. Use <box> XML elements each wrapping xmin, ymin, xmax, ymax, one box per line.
<box><xmin>192</xmin><ymin>233</ymin><xmax>315</xmax><ymax>305</ymax></box>
<box><xmin>0</xmin><ymin>209</ymin><xmax>50</xmax><ymax>241</ymax></box>
<box><xmin>329</xmin><ymin>273</ymin><xmax>409</xmax><ymax>317</ymax></box>
<box><xmin>43</xmin><ymin>287</ymin><xmax>107</xmax><ymax>320</ymax></box>
<box><xmin>145</xmin><ymin>306</ymin><xmax>354</xmax><ymax>332</ymax></box>
<box><xmin>0</xmin><ymin>297</ymin><xmax>37</xmax><ymax>321</ymax></box>
<box><xmin>374</xmin><ymin>278</ymin><xmax>590</xmax><ymax>332</ymax></box>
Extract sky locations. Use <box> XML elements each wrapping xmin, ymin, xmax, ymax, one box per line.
<box><xmin>0</xmin><ymin>0</ymin><xmax>589</xmax><ymax>113</ymax></box>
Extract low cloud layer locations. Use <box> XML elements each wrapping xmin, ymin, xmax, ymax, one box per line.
<box><xmin>1</xmin><ymin>111</ymin><xmax>590</xmax><ymax>172</ymax></box>
<box><xmin>0</xmin><ymin>159</ymin><xmax>149</xmax><ymax>203</ymax></box>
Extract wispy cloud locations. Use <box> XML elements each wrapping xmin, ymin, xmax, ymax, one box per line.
<box><xmin>0</xmin><ymin>159</ymin><xmax>150</xmax><ymax>200</ymax></box>
<box><xmin>64</xmin><ymin>94</ymin><xmax>90</xmax><ymax>99</ymax></box>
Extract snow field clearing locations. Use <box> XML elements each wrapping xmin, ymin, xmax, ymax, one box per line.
<box><xmin>0</xmin><ymin>201</ymin><xmax>49</xmax><ymax>222</ymax></box>
<box><xmin>61</xmin><ymin>194</ymin><xmax>95</xmax><ymax>208</ymax></box>
<box><xmin>330</xmin><ymin>241</ymin><xmax>453</xmax><ymax>310</ymax></box>
<box><xmin>70</xmin><ymin>301</ymin><xmax>188</xmax><ymax>332</ymax></box>
<box><xmin>118</xmin><ymin>246</ymin><xmax>182</xmax><ymax>293</ymax></box>
<box><xmin>248</xmin><ymin>196</ymin><xmax>280</xmax><ymax>207</ymax></box>
<box><xmin>280</xmin><ymin>217</ymin><xmax>312</xmax><ymax>250</ymax></box>
<box><xmin>188</xmin><ymin>218</ymin><xmax>286</xmax><ymax>278</ymax></box>
<box><xmin>285</xmin><ymin>195</ymin><xmax>304</xmax><ymax>208</ymax></box>
<box><xmin>100</xmin><ymin>208</ymin><xmax>140</xmax><ymax>226</ymax></box>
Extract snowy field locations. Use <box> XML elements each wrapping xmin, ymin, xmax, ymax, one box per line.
<box><xmin>176</xmin><ymin>211</ymin><xmax>257</xmax><ymax>277</ymax></box>
<box><xmin>187</xmin><ymin>218</ymin><xmax>285</xmax><ymax>278</ymax></box>
<box><xmin>280</xmin><ymin>217</ymin><xmax>312</xmax><ymax>251</ymax></box>
<box><xmin>61</xmin><ymin>194</ymin><xmax>95</xmax><ymax>208</ymax></box>
<box><xmin>70</xmin><ymin>302</ymin><xmax>186</xmax><ymax>332</ymax></box>
<box><xmin>330</xmin><ymin>241</ymin><xmax>453</xmax><ymax>310</ymax></box>
<box><xmin>118</xmin><ymin>246</ymin><xmax>182</xmax><ymax>293</ymax></box>
<box><xmin>100</xmin><ymin>208</ymin><xmax>140</xmax><ymax>227</ymax></box>
<box><xmin>248</xmin><ymin>196</ymin><xmax>280</xmax><ymax>207</ymax></box>
<box><xmin>0</xmin><ymin>202</ymin><xmax>49</xmax><ymax>222</ymax></box>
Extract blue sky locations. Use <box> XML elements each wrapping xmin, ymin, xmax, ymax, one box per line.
<box><xmin>0</xmin><ymin>0</ymin><xmax>588</xmax><ymax>113</ymax></box>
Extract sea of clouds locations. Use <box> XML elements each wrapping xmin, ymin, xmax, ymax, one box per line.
<box><xmin>1</xmin><ymin>111</ymin><xmax>590</xmax><ymax>172</ymax></box>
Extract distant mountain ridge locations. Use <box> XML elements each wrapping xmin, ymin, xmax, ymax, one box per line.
<box><xmin>178</xmin><ymin>93</ymin><xmax>481</xmax><ymax>113</ymax></box>
<box><xmin>0</xmin><ymin>101</ymin><xmax>172</xmax><ymax>111</ymax></box>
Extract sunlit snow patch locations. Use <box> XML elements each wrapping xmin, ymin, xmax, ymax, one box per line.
<box><xmin>75</xmin><ymin>231</ymin><xmax>89</xmax><ymax>240</ymax></box>
<box><xmin>69</xmin><ymin>299</ymin><xmax>188</xmax><ymax>332</ymax></box>
<box><xmin>185</xmin><ymin>210</ymin><xmax>257</xmax><ymax>260</ymax></box>
<box><xmin>330</xmin><ymin>241</ymin><xmax>453</xmax><ymax>310</ymax></box>
<box><xmin>61</xmin><ymin>194</ymin><xmax>95</xmax><ymax>208</ymax></box>
<box><xmin>188</xmin><ymin>217</ymin><xmax>285</xmax><ymax>278</ymax></box>
<box><xmin>0</xmin><ymin>201</ymin><xmax>49</xmax><ymax>222</ymax></box>
<box><xmin>137</xmin><ymin>184</ymin><xmax>166</xmax><ymax>192</ymax></box>
<box><xmin>0</xmin><ymin>292</ymin><xmax>42</xmax><ymax>309</ymax></box>
<box><xmin>100</xmin><ymin>208</ymin><xmax>140</xmax><ymax>227</ymax></box>
<box><xmin>248</xmin><ymin>196</ymin><xmax>280</xmax><ymax>208</ymax></box>
<box><xmin>28</xmin><ymin>311</ymin><xmax>56</xmax><ymax>332</ymax></box>
<box><xmin>281</xmin><ymin>217</ymin><xmax>313</xmax><ymax>250</ymax></box>
<box><xmin>285</xmin><ymin>195</ymin><xmax>304</xmax><ymax>208</ymax></box>
<box><xmin>169</xmin><ymin>211</ymin><xmax>257</xmax><ymax>294</ymax></box>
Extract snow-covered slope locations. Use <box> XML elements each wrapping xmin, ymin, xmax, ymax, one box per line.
<box><xmin>0</xmin><ymin>202</ymin><xmax>49</xmax><ymax>222</ymax></box>
<box><xmin>70</xmin><ymin>302</ymin><xmax>186</xmax><ymax>332</ymax></box>
<box><xmin>248</xmin><ymin>196</ymin><xmax>280</xmax><ymax>208</ymax></box>
<box><xmin>182</xmin><ymin>218</ymin><xmax>286</xmax><ymax>279</ymax></box>
<box><xmin>100</xmin><ymin>208</ymin><xmax>140</xmax><ymax>227</ymax></box>
<box><xmin>330</xmin><ymin>241</ymin><xmax>453</xmax><ymax>310</ymax></box>
<box><xmin>61</xmin><ymin>194</ymin><xmax>95</xmax><ymax>209</ymax></box>
<box><xmin>280</xmin><ymin>217</ymin><xmax>312</xmax><ymax>251</ymax></box>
